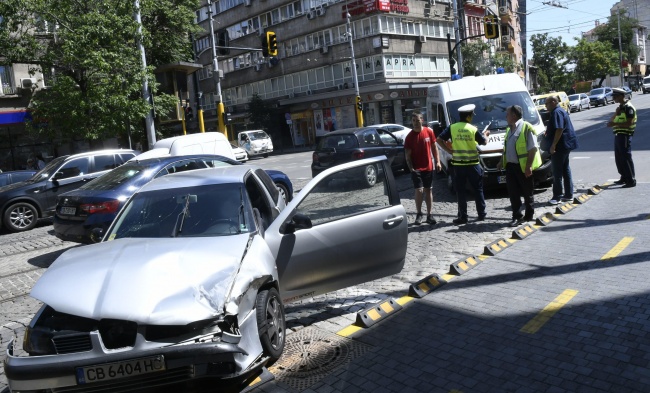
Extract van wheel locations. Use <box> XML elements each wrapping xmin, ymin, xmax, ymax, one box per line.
<box><xmin>3</xmin><ymin>202</ymin><xmax>38</xmax><ymax>232</ymax></box>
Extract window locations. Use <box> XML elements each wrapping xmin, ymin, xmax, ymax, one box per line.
<box><xmin>93</xmin><ymin>155</ymin><xmax>118</xmax><ymax>172</ymax></box>
<box><xmin>56</xmin><ymin>158</ymin><xmax>89</xmax><ymax>179</ymax></box>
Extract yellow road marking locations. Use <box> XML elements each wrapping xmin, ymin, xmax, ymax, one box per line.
<box><xmin>337</xmin><ymin>325</ymin><xmax>362</xmax><ymax>337</ymax></box>
<box><xmin>397</xmin><ymin>296</ymin><xmax>414</xmax><ymax>306</ymax></box>
<box><xmin>601</xmin><ymin>237</ymin><xmax>634</xmax><ymax>260</ymax></box>
<box><xmin>441</xmin><ymin>273</ymin><xmax>456</xmax><ymax>282</ymax></box>
<box><xmin>520</xmin><ymin>289</ymin><xmax>578</xmax><ymax>334</ymax></box>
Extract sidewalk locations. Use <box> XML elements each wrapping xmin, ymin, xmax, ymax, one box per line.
<box><xmin>252</xmin><ymin>182</ymin><xmax>650</xmax><ymax>392</ymax></box>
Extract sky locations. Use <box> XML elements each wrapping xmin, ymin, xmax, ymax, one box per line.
<box><xmin>525</xmin><ymin>0</ymin><xmax>620</xmax><ymax>58</ymax></box>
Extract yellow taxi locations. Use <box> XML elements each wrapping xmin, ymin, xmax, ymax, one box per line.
<box><xmin>531</xmin><ymin>92</ymin><xmax>571</xmax><ymax>113</ymax></box>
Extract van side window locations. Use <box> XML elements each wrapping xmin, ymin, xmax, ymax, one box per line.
<box><xmin>93</xmin><ymin>155</ymin><xmax>117</xmax><ymax>172</ymax></box>
<box><xmin>437</xmin><ymin>104</ymin><xmax>447</xmax><ymax>129</ymax></box>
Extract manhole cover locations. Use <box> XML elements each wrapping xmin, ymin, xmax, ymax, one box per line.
<box><xmin>269</xmin><ymin>326</ymin><xmax>372</xmax><ymax>391</ymax></box>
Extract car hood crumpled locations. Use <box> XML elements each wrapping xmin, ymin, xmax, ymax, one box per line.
<box><xmin>31</xmin><ymin>236</ymin><xmax>251</xmax><ymax>325</ymax></box>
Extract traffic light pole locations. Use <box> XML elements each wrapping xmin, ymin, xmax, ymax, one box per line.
<box><xmin>206</xmin><ymin>0</ymin><xmax>226</xmax><ymax>137</ymax></box>
<box><xmin>346</xmin><ymin>12</ymin><xmax>364</xmax><ymax>127</ymax></box>
<box><xmin>190</xmin><ymin>33</ymin><xmax>205</xmax><ymax>133</ymax></box>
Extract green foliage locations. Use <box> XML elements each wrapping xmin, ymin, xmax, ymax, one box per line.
<box><xmin>248</xmin><ymin>93</ymin><xmax>271</xmax><ymax>129</ymax></box>
<box><xmin>461</xmin><ymin>40</ymin><xmax>491</xmax><ymax>76</ymax></box>
<box><xmin>594</xmin><ymin>10</ymin><xmax>640</xmax><ymax>65</ymax></box>
<box><xmin>568</xmin><ymin>39</ymin><xmax>618</xmax><ymax>81</ymax></box>
<box><xmin>530</xmin><ymin>33</ymin><xmax>569</xmax><ymax>92</ymax></box>
<box><xmin>0</xmin><ymin>0</ymin><xmax>201</xmax><ymax>142</ymax></box>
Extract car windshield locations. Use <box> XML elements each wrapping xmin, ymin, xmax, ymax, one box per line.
<box><xmin>27</xmin><ymin>156</ymin><xmax>67</xmax><ymax>181</ymax></box>
<box><xmin>447</xmin><ymin>92</ymin><xmax>541</xmax><ymax>131</ymax></box>
<box><xmin>248</xmin><ymin>131</ymin><xmax>269</xmax><ymax>140</ymax></box>
<box><xmin>107</xmin><ymin>183</ymin><xmax>253</xmax><ymax>239</ymax></box>
<box><xmin>590</xmin><ymin>88</ymin><xmax>604</xmax><ymax>95</ymax></box>
<box><xmin>318</xmin><ymin>134</ymin><xmax>358</xmax><ymax>149</ymax></box>
<box><xmin>78</xmin><ymin>163</ymin><xmax>153</xmax><ymax>191</ymax></box>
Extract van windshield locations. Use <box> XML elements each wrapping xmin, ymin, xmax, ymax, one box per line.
<box><xmin>247</xmin><ymin>131</ymin><xmax>269</xmax><ymax>140</ymax></box>
<box><xmin>447</xmin><ymin>92</ymin><xmax>540</xmax><ymax>131</ymax></box>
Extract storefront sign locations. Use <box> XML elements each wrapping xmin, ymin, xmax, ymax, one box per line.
<box><xmin>374</xmin><ymin>93</ymin><xmax>385</xmax><ymax>100</ymax></box>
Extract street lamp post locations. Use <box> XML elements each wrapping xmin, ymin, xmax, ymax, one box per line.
<box><xmin>206</xmin><ymin>0</ymin><xmax>226</xmax><ymax>136</ymax></box>
<box><xmin>346</xmin><ymin>12</ymin><xmax>364</xmax><ymax>127</ymax></box>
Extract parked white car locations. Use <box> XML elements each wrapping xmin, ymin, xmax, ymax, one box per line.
<box><xmin>568</xmin><ymin>93</ymin><xmax>590</xmax><ymax>112</ymax></box>
<box><xmin>366</xmin><ymin>123</ymin><xmax>412</xmax><ymax>142</ymax></box>
<box><xmin>230</xmin><ymin>143</ymin><xmax>248</xmax><ymax>162</ymax></box>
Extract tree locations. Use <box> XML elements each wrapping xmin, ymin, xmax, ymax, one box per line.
<box><xmin>248</xmin><ymin>93</ymin><xmax>271</xmax><ymax>129</ymax></box>
<box><xmin>0</xmin><ymin>0</ymin><xmax>201</xmax><ymax>143</ymax></box>
<box><xmin>567</xmin><ymin>38</ymin><xmax>618</xmax><ymax>82</ymax></box>
<box><xmin>530</xmin><ymin>33</ymin><xmax>569</xmax><ymax>92</ymax></box>
<box><xmin>461</xmin><ymin>40</ymin><xmax>491</xmax><ymax>76</ymax></box>
<box><xmin>493</xmin><ymin>53</ymin><xmax>522</xmax><ymax>74</ymax></box>
<box><xmin>594</xmin><ymin>10</ymin><xmax>640</xmax><ymax>68</ymax></box>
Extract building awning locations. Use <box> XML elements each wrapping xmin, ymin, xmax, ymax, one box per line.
<box><xmin>0</xmin><ymin>110</ymin><xmax>30</xmax><ymax>125</ymax></box>
<box><xmin>154</xmin><ymin>61</ymin><xmax>203</xmax><ymax>75</ymax></box>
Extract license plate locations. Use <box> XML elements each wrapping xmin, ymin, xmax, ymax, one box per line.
<box><xmin>498</xmin><ymin>175</ymin><xmax>507</xmax><ymax>184</ymax></box>
<box><xmin>60</xmin><ymin>207</ymin><xmax>76</xmax><ymax>215</ymax></box>
<box><xmin>76</xmin><ymin>355</ymin><xmax>165</xmax><ymax>384</ymax></box>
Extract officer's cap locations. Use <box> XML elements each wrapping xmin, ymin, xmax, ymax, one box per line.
<box><xmin>458</xmin><ymin>104</ymin><xmax>476</xmax><ymax>114</ymax></box>
<box><xmin>612</xmin><ymin>87</ymin><xmax>626</xmax><ymax>96</ymax></box>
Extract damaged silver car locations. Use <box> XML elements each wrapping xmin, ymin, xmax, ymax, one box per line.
<box><xmin>4</xmin><ymin>157</ymin><xmax>408</xmax><ymax>392</ymax></box>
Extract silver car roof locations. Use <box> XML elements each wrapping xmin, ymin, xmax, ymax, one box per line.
<box><xmin>137</xmin><ymin>165</ymin><xmax>256</xmax><ymax>192</ymax></box>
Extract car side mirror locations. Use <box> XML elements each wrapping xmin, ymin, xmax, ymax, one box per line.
<box><xmin>90</xmin><ymin>227</ymin><xmax>105</xmax><ymax>243</ymax></box>
<box><xmin>283</xmin><ymin>213</ymin><xmax>312</xmax><ymax>234</ymax></box>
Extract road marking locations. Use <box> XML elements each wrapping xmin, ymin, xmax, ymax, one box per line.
<box><xmin>337</xmin><ymin>325</ymin><xmax>362</xmax><ymax>337</ymax></box>
<box><xmin>601</xmin><ymin>237</ymin><xmax>634</xmax><ymax>260</ymax></box>
<box><xmin>520</xmin><ymin>289</ymin><xmax>578</xmax><ymax>334</ymax></box>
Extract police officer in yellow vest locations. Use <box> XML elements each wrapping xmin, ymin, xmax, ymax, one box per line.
<box><xmin>606</xmin><ymin>87</ymin><xmax>637</xmax><ymax>188</ymax></box>
<box><xmin>498</xmin><ymin>105</ymin><xmax>542</xmax><ymax>227</ymax></box>
<box><xmin>437</xmin><ymin>104</ymin><xmax>490</xmax><ymax>225</ymax></box>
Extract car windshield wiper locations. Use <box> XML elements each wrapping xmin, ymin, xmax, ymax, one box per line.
<box><xmin>172</xmin><ymin>194</ymin><xmax>192</xmax><ymax>237</ymax></box>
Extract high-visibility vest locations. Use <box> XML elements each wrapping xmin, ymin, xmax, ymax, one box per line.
<box><xmin>612</xmin><ymin>102</ymin><xmax>636</xmax><ymax>136</ymax></box>
<box><xmin>450</xmin><ymin>122</ymin><xmax>479</xmax><ymax>166</ymax></box>
<box><xmin>502</xmin><ymin>121</ymin><xmax>542</xmax><ymax>172</ymax></box>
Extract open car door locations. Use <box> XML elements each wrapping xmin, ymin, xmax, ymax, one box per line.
<box><xmin>265</xmin><ymin>156</ymin><xmax>408</xmax><ymax>304</ymax></box>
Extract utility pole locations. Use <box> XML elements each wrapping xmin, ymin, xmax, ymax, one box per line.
<box><xmin>190</xmin><ymin>33</ymin><xmax>205</xmax><ymax>133</ymax></box>
<box><xmin>206</xmin><ymin>0</ymin><xmax>226</xmax><ymax>137</ymax></box>
<box><xmin>452</xmin><ymin>0</ymin><xmax>463</xmax><ymax>76</ymax></box>
<box><xmin>134</xmin><ymin>0</ymin><xmax>156</xmax><ymax>149</ymax></box>
<box><xmin>346</xmin><ymin>12</ymin><xmax>363</xmax><ymax>127</ymax></box>
<box><xmin>617</xmin><ymin>11</ymin><xmax>625</xmax><ymax>87</ymax></box>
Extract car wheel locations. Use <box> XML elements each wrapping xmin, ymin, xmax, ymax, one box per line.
<box><xmin>263</xmin><ymin>153</ymin><xmax>269</xmax><ymax>158</ymax></box>
<box><xmin>256</xmin><ymin>287</ymin><xmax>285</xmax><ymax>362</ymax></box>
<box><xmin>363</xmin><ymin>165</ymin><xmax>378</xmax><ymax>187</ymax></box>
<box><xmin>3</xmin><ymin>202</ymin><xmax>38</xmax><ymax>232</ymax></box>
<box><xmin>578</xmin><ymin>104</ymin><xmax>582</xmax><ymax>112</ymax></box>
<box><xmin>275</xmin><ymin>182</ymin><xmax>291</xmax><ymax>203</ymax></box>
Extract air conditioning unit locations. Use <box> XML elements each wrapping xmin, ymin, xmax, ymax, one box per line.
<box><xmin>320</xmin><ymin>46</ymin><xmax>329</xmax><ymax>54</ymax></box>
<box><xmin>418</xmin><ymin>35</ymin><xmax>426</xmax><ymax>43</ymax></box>
<box><xmin>501</xmin><ymin>35</ymin><xmax>511</xmax><ymax>44</ymax></box>
<box><xmin>307</xmin><ymin>11</ymin><xmax>316</xmax><ymax>19</ymax></box>
<box><xmin>433</xmin><ymin>10</ymin><xmax>440</xmax><ymax>16</ymax></box>
<box><xmin>254</xmin><ymin>64</ymin><xmax>262</xmax><ymax>71</ymax></box>
<box><xmin>288</xmin><ymin>92</ymin><xmax>295</xmax><ymax>98</ymax></box>
<box><xmin>20</xmin><ymin>78</ymin><xmax>37</xmax><ymax>89</ymax></box>
<box><xmin>498</xmin><ymin>6</ymin><xmax>508</xmax><ymax>15</ymax></box>
<box><xmin>244</xmin><ymin>0</ymin><xmax>251</xmax><ymax>6</ymax></box>
<box><xmin>316</xmin><ymin>7</ymin><xmax>326</xmax><ymax>17</ymax></box>
<box><xmin>306</xmin><ymin>90</ymin><xmax>313</xmax><ymax>95</ymax></box>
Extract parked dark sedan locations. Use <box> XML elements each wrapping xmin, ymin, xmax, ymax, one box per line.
<box><xmin>311</xmin><ymin>127</ymin><xmax>407</xmax><ymax>187</ymax></box>
<box><xmin>0</xmin><ymin>170</ymin><xmax>37</xmax><ymax>187</ymax></box>
<box><xmin>53</xmin><ymin>155</ymin><xmax>293</xmax><ymax>243</ymax></box>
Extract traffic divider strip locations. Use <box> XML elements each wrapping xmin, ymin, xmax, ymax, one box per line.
<box><xmin>483</xmin><ymin>238</ymin><xmax>511</xmax><ymax>256</ymax></box>
<box><xmin>588</xmin><ymin>185</ymin><xmax>603</xmax><ymax>195</ymax></box>
<box><xmin>449</xmin><ymin>255</ymin><xmax>482</xmax><ymax>276</ymax></box>
<box><xmin>355</xmin><ymin>298</ymin><xmax>402</xmax><ymax>328</ymax></box>
<box><xmin>408</xmin><ymin>273</ymin><xmax>447</xmax><ymax>298</ymax></box>
<box><xmin>555</xmin><ymin>202</ymin><xmax>576</xmax><ymax>214</ymax></box>
<box><xmin>572</xmin><ymin>194</ymin><xmax>590</xmax><ymax>204</ymax></box>
<box><xmin>512</xmin><ymin>223</ymin><xmax>537</xmax><ymax>240</ymax></box>
<box><xmin>535</xmin><ymin>212</ymin><xmax>556</xmax><ymax>226</ymax></box>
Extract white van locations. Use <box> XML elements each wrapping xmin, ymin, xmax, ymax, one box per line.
<box><xmin>238</xmin><ymin>130</ymin><xmax>273</xmax><ymax>158</ymax></box>
<box><xmin>133</xmin><ymin>132</ymin><xmax>236</xmax><ymax>161</ymax></box>
<box><xmin>426</xmin><ymin>73</ymin><xmax>552</xmax><ymax>190</ymax></box>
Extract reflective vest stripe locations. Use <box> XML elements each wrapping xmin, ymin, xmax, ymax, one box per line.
<box><xmin>451</xmin><ymin>122</ymin><xmax>479</xmax><ymax>166</ymax></box>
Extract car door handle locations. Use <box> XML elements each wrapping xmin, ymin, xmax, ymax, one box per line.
<box><xmin>383</xmin><ymin>215</ymin><xmax>404</xmax><ymax>228</ymax></box>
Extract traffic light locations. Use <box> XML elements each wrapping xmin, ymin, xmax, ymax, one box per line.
<box><xmin>356</xmin><ymin>96</ymin><xmax>362</xmax><ymax>111</ymax></box>
<box><xmin>222</xmin><ymin>112</ymin><xmax>232</xmax><ymax>125</ymax></box>
<box><xmin>483</xmin><ymin>15</ymin><xmax>499</xmax><ymax>39</ymax></box>
<box><xmin>266</xmin><ymin>31</ymin><xmax>278</xmax><ymax>57</ymax></box>
<box><xmin>261</xmin><ymin>34</ymin><xmax>269</xmax><ymax>57</ymax></box>
<box><xmin>217</xmin><ymin>30</ymin><xmax>230</xmax><ymax>55</ymax></box>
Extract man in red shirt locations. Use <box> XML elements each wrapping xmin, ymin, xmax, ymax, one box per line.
<box><xmin>404</xmin><ymin>111</ymin><xmax>442</xmax><ymax>225</ymax></box>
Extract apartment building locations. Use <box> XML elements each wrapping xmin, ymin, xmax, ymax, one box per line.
<box><xmin>192</xmin><ymin>0</ymin><xmax>523</xmax><ymax>146</ymax></box>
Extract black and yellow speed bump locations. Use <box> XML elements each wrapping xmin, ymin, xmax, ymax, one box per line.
<box><xmin>483</xmin><ymin>238</ymin><xmax>511</xmax><ymax>256</ymax></box>
<box><xmin>588</xmin><ymin>185</ymin><xmax>603</xmax><ymax>195</ymax></box>
<box><xmin>555</xmin><ymin>202</ymin><xmax>576</xmax><ymax>214</ymax></box>
<box><xmin>512</xmin><ymin>223</ymin><xmax>537</xmax><ymax>240</ymax></box>
<box><xmin>241</xmin><ymin>367</ymin><xmax>275</xmax><ymax>392</ymax></box>
<box><xmin>409</xmin><ymin>273</ymin><xmax>447</xmax><ymax>298</ymax></box>
<box><xmin>572</xmin><ymin>194</ymin><xmax>590</xmax><ymax>204</ymax></box>
<box><xmin>449</xmin><ymin>255</ymin><xmax>483</xmax><ymax>276</ymax></box>
<box><xmin>355</xmin><ymin>298</ymin><xmax>402</xmax><ymax>328</ymax></box>
<box><xmin>535</xmin><ymin>212</ymin><xmax>556</xmax><ymax>226</ymax></box>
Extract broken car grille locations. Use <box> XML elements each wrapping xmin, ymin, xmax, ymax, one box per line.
<box><xmin>53</xmin><ymin>333</ymin><xmax>92</xmax><ymax>354</ymax></box>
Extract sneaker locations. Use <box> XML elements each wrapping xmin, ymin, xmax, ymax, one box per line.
<box><xmin>453</xmin><ymin>217</ymin><xmax>468</xmax><ymax>225</ymax></box>
<box><xmin>548</xmin><ymin>199</ymin><xmax>560</xmax><ymax>205</ymax></box>
<box><xmin>561</xmin><ymin>195</ymin><xmax>574</xmax><ymax>202</ymax></box>
<box><xmin>414</xmin><ymin>213</ymin><xmax>423</xmax><ymax>225</ymax></box>
<box><xmin>426</xmin><ymin>214</ymin><xmax>437</xmax><ymax>225</ymax></box>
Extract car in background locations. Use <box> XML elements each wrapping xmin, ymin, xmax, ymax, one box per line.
<box><xmin>642</xmin><ymin>77</ymin><xmax>650</xmax><ymax>94</ymax></box>
<box><xmin>620</xmin><ymin>86</ymin><xmax>633</xmax><ymax>100</ymax></box>
<box><xmin>311</xmin><ymin>126</ymin><xmax>407</xmax><ymax>187</ymax></box>
<box><xmin>5</xmin><ymin>157</ymin><xmax>408</xmax><ymax>392</ymax></box>
<box><xmin>231</xmin><ymin>143</ymin><xmax>248</xmax><ymax>162</ymax></box>
<box><xmin>0</xmin><ymin>170</ymin><xmax>37</xmax><ymax>187</ymax></box>
<box><xmin>238</xmin><ymin>130</ymin><xmax>273</xmax><ymax>158</ymax></box>
<box><xmin>532</xmin><ymin>92</ymin><xmax>571</xmax><ymax>114</ymax></box>
<box><xmin>568</xmin><ymin>93</ymin><xmax>590</xmax><ymax>112</ymax></box>
<box><xmin>0</xmin><ymin>149</ymin><xmax>138</xmax><ymax>232</ymax></box>
<box><xmin>53</xmin><ymin>155</ymin><xmax>293</xmax><ymax>243</ymax></box>
<box><xmin>366</xmin><ymin>123</ymin><xmax>412</xmax><ymax>142</ymax></box>
<box><xmin>588</xmin><ymin>87</ymin><xmax>614</xmax><ymax>106</ymax></box>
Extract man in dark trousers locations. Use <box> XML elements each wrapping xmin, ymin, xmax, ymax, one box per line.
<box><xmin>498</xmin><ymin>105</ymin><xmax>542</xmax><ymax>227</ymax></box>
<box><xmin>404</xmin><ymin>111</ymin><xmax>441</xmax><ymax>225</ymax></box>
<box><xmin>606</xmin><ymin>87</ymin><xmax>636</xmax><ymax>188</ymax></box>
<box><xmin>436</xmin><ymin>104</ymin><xmax>489</xmax><ymax>225</ymax></box>
<box><xmin>544</xmin><ymin>95</ymin><xmax>578</xmax><ymax>205</ymax></box>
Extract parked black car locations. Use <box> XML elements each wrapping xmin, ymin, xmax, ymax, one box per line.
<box><xmin>53</xmin><ymin>154</ymin><xmax>294</xmax><ymax>243</ymax></box>
<box><xmin>311</xmin><ymin>127</ymin><xmax>407</xmax><ymax>187</ymax></box>
<box><xmin>0</xmin><ymin>150</ymin><xmax>138</xmax><ymax>232</ymax></box>
<box><xmin>0</xmin><ymin>170</ymin><xmax>37</xmax><ymax>187</ymax></box>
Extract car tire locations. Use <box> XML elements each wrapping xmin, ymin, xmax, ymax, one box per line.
<box><xmin>3</xmin><ymin>202</ymin><xmax>38</xmax><ymax>232</ymax></box>
<box><xmin>256</xmin><ymin>287</ymin><xmax>285</xmax><ymax>362</ymax></box>
<box><xmin>363</xmin><ymin>165</ymin><xmax>378</xmax><ymax>187</ymax></box>
<box><xmin>275</xmin><ymin>182</ymin><xmax>291</xmax><ymax>203</ymax></box>
<box><xmin>263</xmin><ymin>153</ymin><xmax>269</xmax><ymax>158</ymax></box>
<box><xmin>578</xmin><ymin>104</ymin><xmax>582</xmax><ymax>112</ymax></box>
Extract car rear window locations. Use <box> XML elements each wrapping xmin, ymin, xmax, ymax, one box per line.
<box><xmin>79</xmin><ymin>163</ymin><xmax>150</xmax><ymax>191</ymax></box>
<box><xmin>318</xmin><ymin>135</ymin><xmax>358</xmax><ymax>150</ymax></box>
